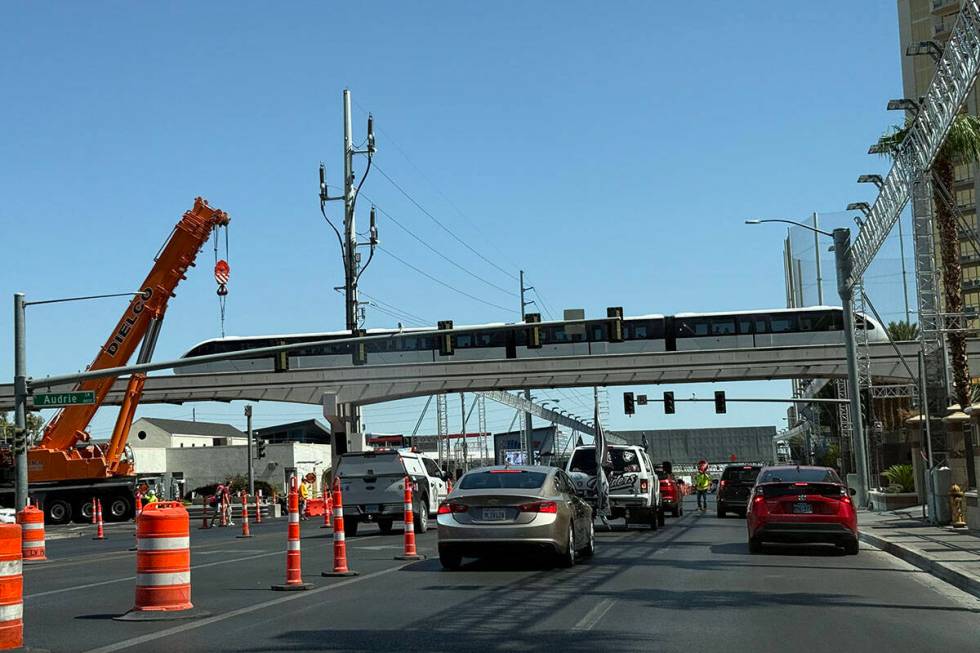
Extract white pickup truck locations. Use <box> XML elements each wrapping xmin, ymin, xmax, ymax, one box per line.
<box><xmin>565</xmin><ymin>444</ymin><xmax>664</xmax><ymax>529</ymax></box>
<box><xmin>335</xmin><ymin>448</ymin><xmax>449</xmax><ymax>536</ymax></box>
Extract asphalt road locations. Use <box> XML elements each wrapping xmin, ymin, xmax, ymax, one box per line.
<box><xmin>23</xmin><ymin>496</ymin><xmax>980</xmax><ymax>652</ymax></box>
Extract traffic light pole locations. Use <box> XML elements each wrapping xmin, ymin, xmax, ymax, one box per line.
<box><xmin>835</xmin><ymin>227</ymin><xmax>870</xmax><ymax>508</ymax></box>
<box><xmin>245</xmin><ymin>405</ymin><xmax>254</xmax><ymax>495</ymax></box>
<box><xmin>13</xmin><ymin>293</ymin><xmax>28</xmax><ymax>511</ymax></box>
<box><xmin>520</xmin><ymin>270</ymin><xmax>534</xmax><ymax>464</ymax></box>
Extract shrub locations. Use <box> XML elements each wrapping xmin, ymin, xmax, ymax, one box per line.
<box><xmin>882</xmin><ymin>464</ymin><xmax>915</xmax><ymax>493</ymax></box>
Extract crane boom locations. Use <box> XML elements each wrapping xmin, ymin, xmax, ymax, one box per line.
<box><xmin>36</xmin><ymin>198</ymin><xmax>229</xmax><ymax>453</ymax></box>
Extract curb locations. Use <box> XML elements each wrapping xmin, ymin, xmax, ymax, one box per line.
<box><xmin>859</xmin><ymin>529</ymin><xmax>980</xmax><ymax>599</ymax></box>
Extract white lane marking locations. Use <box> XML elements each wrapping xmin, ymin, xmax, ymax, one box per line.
<box><xmin>573</xmin><ymin>598</ymin><xmax>616</xmax><ymax>631</ymax></box>
<box><xmin>24</xmin><ymin>536</ymin><xmax>381</xmax><ymax>600</ymax></box>
<box><xmin>81</xmin><ymin>565</ymin><xmax>403</xmax><ymax>653</ymax></box>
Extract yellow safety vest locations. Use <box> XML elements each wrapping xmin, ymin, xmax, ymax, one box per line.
<box><xmin>695</xmin><ymin>473</ymin><xmax>711</xmax><ymax>491</ymax></box>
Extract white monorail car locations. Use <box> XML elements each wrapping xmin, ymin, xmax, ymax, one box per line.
<box><xmin>175</xmin><ymin>306</ymin><xmax>886</xmax><ymax>374</ymax></box>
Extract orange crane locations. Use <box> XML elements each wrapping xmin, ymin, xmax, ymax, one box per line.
<box><xmin>22</xmin><ymin>197</ymin><xmax>229</xmax><ymax>523</ymax></box>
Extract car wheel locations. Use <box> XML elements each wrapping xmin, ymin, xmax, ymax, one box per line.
<box><xmin>414</xmin><ymin>497</ymin><xmax>429</xmax><ymax>534</ymax></box>
<box><xmin>748</xmin><ymin>537</ymin><xmax>762</xmax><ymax>554</ymax></box>
<box><xmin>843</xmin><ymin>539</ymin><xmax>859</xmax><ymax>555</ymax></box>
<box><xmin>558</xmin><ymin>524</ymin><xmax>576</xmax><ymax>568</ymax></box>
<box><xmin>44</xmin><ymin>497</ymin><xmax>72</xmax><ymax>525</ymax></box>
<box><xmin>649</xmin><ymin>507</ymin><xmax>658</xmax><ymax>531</ymax></box>
<box><xmin>737</xmin><ymin>510</ymin><xmax>747</xmax><ymax>519</ymax></box>
<box><xmin>671</xmin><ymin>506</ymin><xmax>679</xmax><ymax>518</ymax></box>
<box><xmin>439</xmin><ymin>547</ymin><xmax>462</xmax><ymax>570</ymax></box>
<box><xmin>717</xmin><ymin>506</ymin><xmax>726</xmax><ymax>518</ymax></box>
<box><xmin>657</xmin><ymin>506</ymin><xmax>666</xmax><ymax>527</ymax></box>
<box><xmin>344</xmin><ymin>517</ymin><xmax>359</xmax><ymax>537</ymax></box>
<box><xmin>581</xmin><ymin>520</ymin><xmax>595</xmax><ymax>558</ymax></box>
<box><xmin>377</xmin><ymin>519</ymin><xmax>394</xmax><ymax>535</ymax></box>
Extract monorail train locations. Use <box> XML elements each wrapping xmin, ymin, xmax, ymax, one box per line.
<box><xmin>174</xmin><ymin>306</ymin><xmax>887</xmax><ymax>375</ymax></box>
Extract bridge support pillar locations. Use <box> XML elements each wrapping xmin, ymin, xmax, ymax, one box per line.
<box><xmin>323</xmin><ymin>394</ymin><xmax>366</xmax><ymax>462</ymax></box>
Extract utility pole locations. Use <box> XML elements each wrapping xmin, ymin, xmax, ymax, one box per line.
<box><xmin>13</xmin><ymin>293</ymin><xmax>28</xmax><ymax>510</ymax></box>
<box><xmin>812</xmin><ymin>213</ymin><xmax>824</xmax><ymax>305</ymax></box>
<box><xmin>834</xmin><ymin>228</ymin><xmax>870</xmax><ymax>507</ymax></box>
<box><xmin>520</xmin><ymin>270</ymin><xmax>534</xmax><ymax>464</ymax></box>
<box><xmin>245</xmin><ymin>404</ymin><xmax>254</xmax><ymax>495</ymax></box>
<box><xmin>319</xmin><ymin>88</ymin><xmax>376</xmax><ymax>454</ymax></box>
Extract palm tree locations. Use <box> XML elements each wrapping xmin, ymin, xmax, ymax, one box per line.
<box><xmin>886</xmin><ymin>320</ymin><xmax>919</xmax><ymax>341</ymax></box>
<box><xmin>877</xmin><ymin>113</ymin><xmax>980</xmax><ymax>489</ymax></box>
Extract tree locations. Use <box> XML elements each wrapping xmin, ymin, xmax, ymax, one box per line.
<box><xmin>886</xmin><ymin>320</ymin><xmax>919</xmax><ymax>342</ymax></box>
<box><xmin>878</xmin><ymin>113</ymin><xmax>980</xmax><ymax>489</ymax></box>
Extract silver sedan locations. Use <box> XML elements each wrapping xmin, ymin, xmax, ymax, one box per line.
<box><xmin>437</xmin><ymin>465</ymin><xmax>595</xmax><ymax>569</ymax></box>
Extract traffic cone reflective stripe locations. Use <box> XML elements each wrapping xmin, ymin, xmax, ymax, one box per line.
<box><xmin>0</xmin><ymin>524</ymin><xmax>24</xmax><ymax>649</ymax></box>
<box><xmin>255</xmin><ymin>490</ymin><xmax>263</xmax><ymax>524</ymax></box>
<box><xmin>320</xmin><ymin>491</ymin><xmax>333</xmax><ymax>529</ymax></box>
<box><xmin>272</xmin><ymin>476</ymin><xmax>312</xmax><ymax>590</ymax></box>
<box><xmin>91</xmin><ymin>497</ymin><xmax>97</xmax><ymax>525</ymax></box>
<box><xmin>323</xmin><ymin>477</ymin><xmax>357</xmax><ymax>577</ymax></box>
<box><xmin>395</xmin><ymin>477</ymin><xmax>423</xmax><ymax>560</ymax></box>
<box><xmin>93</xmin><ymin>499</ymin><xmax>105</xmax><ymax>540</ymax></box>
<box><xmin>16</xmin><ymin>506</ymin><xmax>46</xmax><ymax>563</ymax></box>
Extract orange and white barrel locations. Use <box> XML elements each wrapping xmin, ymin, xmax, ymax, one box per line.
<box><xmin>134</xmin><ymin>501</ymin><xmax>192</xmax><ymax>612</ymax></box>
<box><xmin>16</xmin><ymin>506</ymin><xmax>46</xmax><ymax>563</ymax></box>
<box><xmin>0</xmin><ymin>524</ymin><xmax>23</xmax><ymax>649</ymax></box>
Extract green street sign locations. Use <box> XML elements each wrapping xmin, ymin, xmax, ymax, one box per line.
<box><xmin>33</xmin><ymin>391</ymin><xmax>96</xmax><ymax>407</ymax></box>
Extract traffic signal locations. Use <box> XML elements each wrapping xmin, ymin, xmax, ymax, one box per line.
<box><xmin>663</xmin><ymin>391</ymin><xmax>675</xmax><ymax>414</ymax></box>
<box><xmin>438</xmin><ymin>320</ymin><xmax>454</xmax><ymax>356</ymax></box>
<box><xmin>526</xmin><ymin>312</ymin><xmax>542</xmax><ymax>349</ymax></box>
<box><xmin>637</xmin><ymin>394</ymin><xmax>648</xmax><ymax>405</ymax></box>
<box><xmin>714</xmin><ymin>390</ymin><xmax>727</xmax><ymax>414</ymax></box>
<box><xmin>607</xmin><ymin>306</ymin><xmax>624</xmax><ymax>342</ymax></box>
<box><xmin>257</xmin><ymin>439</ymin><xmax>267</xmax><ymax>459</ymax></box>
<box><xmin>623</xmin><ymin>391</ymin><xmax>635</xmax><ymax>416</ymax></box>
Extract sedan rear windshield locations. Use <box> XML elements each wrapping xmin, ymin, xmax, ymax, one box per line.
<box><xmin>336</xmin><ymin>452</ymin><xmax>403</xmax><ymax>478</ymax></box>
<box><xmin>459</xmin><ymin>470</ymin><xmax>547</xmax><ymax>490</ymax></box>
<box><xmin>757</xmin><ymin>468</ymin><xmax>841</xmax><ymax>484</ymax></box>
<box><xmin>722</xmin><ymin>466</ymin><xmax>762</xmax><ymax>482</ymax></box>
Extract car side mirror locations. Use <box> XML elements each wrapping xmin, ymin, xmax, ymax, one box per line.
<box><xmin>849</xmin><ymin>487</ymin><xmax>857</xmax><ymax>496</ymax></box>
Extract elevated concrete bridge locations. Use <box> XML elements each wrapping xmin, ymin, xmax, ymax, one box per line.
<box><xmin>5</xmin><ymin>339</ymin><xmax>979</xmax><ymax>412</ymax></box>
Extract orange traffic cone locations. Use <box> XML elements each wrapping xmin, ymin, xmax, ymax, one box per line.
<box><xmin>271</xmin><ymin>476</ymin><xmax>312</xmax><ymax>590</ymax></box>
<box><xmin>323</xmin><ymin>478</ymin><xmax>357</xmax><ymax>577</ymax></box>
<box><xmin>93</xmin><ymin>499</ymin><xmax>105</xmax><ymax>540</ymax></box>
<box><xmin>236</xmin><ymin>491</ymin><xmax>252</xmax><ymax>539</ymax></box>
<box><xmin>395</xmin><ymin>476</ymin><xmax>424</xmax><ymax>561</ymax></box>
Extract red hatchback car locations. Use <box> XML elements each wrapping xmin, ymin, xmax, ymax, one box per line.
<box><xmin>746</xmin><ymin>465</ymin><xmax>858</xmax><ymax>555</ymax></box>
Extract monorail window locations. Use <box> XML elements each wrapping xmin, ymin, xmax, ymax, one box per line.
<box><xmin>770</xmin><ymin>315</ymin><xmax>797</xmax><ymax>333</ymax></box>
<box><xmin>589</xmin><ymin>323</ymin><xmax>608</xmax><ymax>342</ymax></box>
<box><xmin>677</xmin><ymin>318</ymin><xmax>709</xmax><ymax>337</ymax></box>
<box><xmin>738</xmin><ymin>318</ymin><xmax>754</xmax><ymax>335</ymax></box>
<box><xmin>854</xmin><ymin>315</ymin><xmax>875</xmax><ymax>330</ymax></box>
<box><xmin>623</xmin><ymin>320</ymin><xmax>663</xmax><ymax>340</ymax></box>
<box><xmin>710</xmin><ymin>318</ymin><xmax>736</xmax><ymax>336</ymax></box>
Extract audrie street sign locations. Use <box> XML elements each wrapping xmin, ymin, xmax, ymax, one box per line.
<box><xmin>33</xmin><ymin>391</ymin><xmax>96</xmax><ymax>407</ymax></box>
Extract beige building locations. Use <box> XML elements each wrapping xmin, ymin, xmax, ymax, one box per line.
<box><xmin>897</xmin><ymin>0</ymin><xmax>980</xmax><ymax>319</ymax></box>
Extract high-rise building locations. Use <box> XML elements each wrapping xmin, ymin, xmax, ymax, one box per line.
<box><xmin>897</xmin><ymin>0</ymin><xmax>980</xmax><ymax>319</ymax></box>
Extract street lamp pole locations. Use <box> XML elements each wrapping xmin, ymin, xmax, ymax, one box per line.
<box><xmin>746</xmin><ymin>220</ymin><xmax>870</xmax><ymax>506</ymax></box>
<box><xmin>13</xmin><ymin>293</ymin><xmax>28</xmax><ymax>511</ymax></box>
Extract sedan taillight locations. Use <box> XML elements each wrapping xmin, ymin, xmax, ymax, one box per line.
<box><xmin>518</xmin><ymin>501</ymin><xmax>558</xmax><ymax>513</ymax></box>
<box><xmin>437</xmin><ymin>501</ymin><xmax>468</xmax><ymax>515</ymax></box>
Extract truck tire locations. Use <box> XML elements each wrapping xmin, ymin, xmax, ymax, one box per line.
<box><xmin>414</xmin><ymin>498</ymin><xmax>429</xmax><ymax>534</ymax></box>
<box><xmin>344</xmin><ymin>517</ymin><xmax>359</xmax><ymax>537</ymax></box>
<box><xmin>73</xmin><ymin>498</ymin><xmax>96</xmax><ymax>524</ymax></box>
<box><xmin>105</xmin><ymin>494</ymin><xmax>133</xmax><ymax>522</ymax></box>
<box><xmin>649</xmin><ymin>507</ymin><xmax>658</xmax><ymax>531</ymax></box>
<box><xmin>657</xmin><ymin>506</ymin><xmax>666</xmax><ymax>527</ymax></box>
<box><xmin>45</xmin><ymin>497</ymin><xmax>72</xmax><ymax>525</ymax></box>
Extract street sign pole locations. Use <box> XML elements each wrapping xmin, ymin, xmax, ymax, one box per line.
<box><xmin>13</xmin><ymin>293</ymin><xmax>28</xmax><ymax>511</ymax></box>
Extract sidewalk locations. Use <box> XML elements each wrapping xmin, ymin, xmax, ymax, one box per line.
<box><xmin>859</xmin><ymin>506</ymin><xmax>980</xmax><ymax>599</ymax></box>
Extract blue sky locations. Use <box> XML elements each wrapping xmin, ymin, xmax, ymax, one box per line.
<box><xmin>0</xmin><ymin>2</ymin><xmax>907</xmax><ymax>440</ymax></box>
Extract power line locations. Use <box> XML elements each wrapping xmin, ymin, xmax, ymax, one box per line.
<box><xmin>373</xmin><ymin>162</ymin><xmax>519</xmax><ymax>282</ymax></box>
<box><xmin>360</xmin><ymin>193</ymin><xmax>516</xmax><ymax>297</ymax></box>
<box><xmin>358</xmin><ymin>291</ymin><xmax>432</xmax><ymax>325</ymax></box>
<box><xmin>376</xmin><ymin>244</ymin><xmax>518</xmax><ymax>314</ymax></box>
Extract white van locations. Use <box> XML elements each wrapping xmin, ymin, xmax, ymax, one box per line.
<box><xmin>335</xmin><ymin>448</ymin><xmax>449</xmax><ymax>536</ymax></box>
<box><xmin>565</xmin><ymin>444</ymin><xmax>664</xmax><ymax>529</ymax></box>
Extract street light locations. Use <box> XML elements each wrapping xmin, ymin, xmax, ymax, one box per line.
<box><xmin>857</xmin><ymin>174</ymin><xmax>884</xmax><ymax>190</ymax></box>
<box><xmin>846</xmin><ymin>202</ymin><xmax>871</xmax><ymax>217</ymax></box>
<box><xmin>906</xmin><ymin>40</ymin><xmax>943</xmax><ymax>63</ymax></box>
<box><xmin>745</xmin><ymin>221</ymin><xmax>871</xmax><ymax>506</ymax></box>
<box><xmin>886</xmin><ymin>98</ymin><xmax>920</xmax><ymax>113</ymax></box>
<box><xmin>12</xmin><ymin>290</ymin><xmax>144</xmax><ymax>511</ymax></box>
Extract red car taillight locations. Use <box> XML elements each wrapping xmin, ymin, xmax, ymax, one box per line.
<box><xmin>719</xmin><ymin>480</ymin><xmax>728</xmax><ymax>489</ymax></box>
<box><xmin>640</xmin><ymin>479</ymin><xmax>649</xmax><ymax>493</ymax></box>
<box><xmin>437</xmin><ymin>501</ymin><xmax>468</xmax><ymax>515</ymax></box>
<box><xmin>518</xmin><ymin>501</ymin><xmax>558</xmax><ymax>513</ymax></box>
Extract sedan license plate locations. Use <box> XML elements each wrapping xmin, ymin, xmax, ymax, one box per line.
<box><xmin>793</xmin><ymin>502</ymin><xmax>813</xmax><ymax>514</ymax></box>
<box><xmin>481</xmin><ymin>508</ymin><xmax>507</xmax><ymax>521</ymax></box>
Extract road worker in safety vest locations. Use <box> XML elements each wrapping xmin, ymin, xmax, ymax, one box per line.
<box><xmin>695</xmin><ymin>461</ymin><xmax>712</xmax><ymax>512</ymax></box>
<box><xmin>299</xmin><ymin>479</ymin><xmax>312</xmax><ymax>520</ymax></box>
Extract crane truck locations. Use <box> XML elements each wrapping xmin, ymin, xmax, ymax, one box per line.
<box><xmin>0</xmin><ymin>198</ymin><xmax>230</xmax><ymax>523</ymax></box>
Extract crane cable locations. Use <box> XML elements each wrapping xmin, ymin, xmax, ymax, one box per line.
<box><xmin>214</xmin><ymin>224</ymin><xmax>230</xmax><ymax>337</ymax></box>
